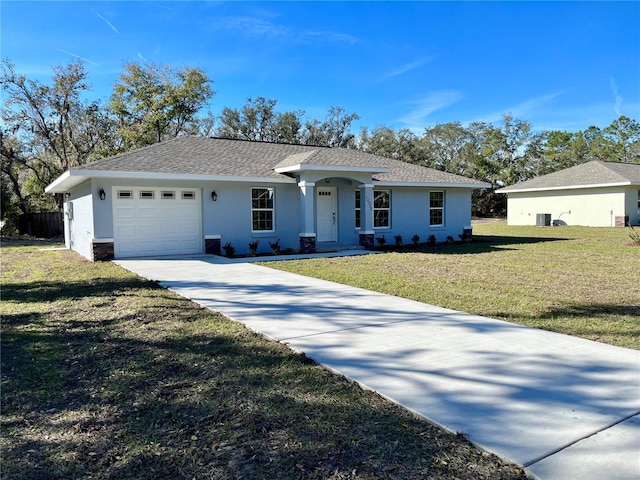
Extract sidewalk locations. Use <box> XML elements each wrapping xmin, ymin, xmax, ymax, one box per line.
<box><xmin>115</xmin><ymin>254</ymin><xmax>640</xmax><ymax>480</ymax></box>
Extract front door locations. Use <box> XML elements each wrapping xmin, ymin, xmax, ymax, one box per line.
<box><xmin>317</xmin><ymin>187</ymin><xmax>337</xmax><ymax>242</ymax></box>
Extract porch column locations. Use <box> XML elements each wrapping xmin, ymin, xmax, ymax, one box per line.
<box><xmin>359</xmin><ymin>183</ymin><xmax>375</xmax><ymax>248</ymax></box>
<box><xmin>298</xmin><ymin>181</ymin><xmax>316</xmax><ymax>253</ymax></box>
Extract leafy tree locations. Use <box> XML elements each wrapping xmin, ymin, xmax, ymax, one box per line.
<box><xmin>601</xmin><ymin>116</ymin><xmax>640</xmax><ymax>163</ymax></box>
<box><xmin>301</xmin><ymin>106</ymin><xmax>359</xmax><ymax>148</ymax></box>
<box><xmin>217</xmin><ymin>97</ymin><xmax>303</xmax><ymax>143</ymax></box>
<box><xmin>1</xmin><ymin>58</ymin><xmax>113</xmax><ymax>217</ymax></box>
<box><xmin>359</xmin><ymin>126</ymin><xmax>426</xmax><ymax>163</ymax></box>
<box><xmin>109</xmin><ymin>62</ymin><xmax>214</xmax><ymax>150</ymax></box>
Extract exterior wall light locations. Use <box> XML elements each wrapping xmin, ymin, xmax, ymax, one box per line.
<box><xmin>211</xmin><ymin>191</ymin><xmax>218</xmax><ymax>202</ymax></box>
<box><xmin>99</xmin><ymin>188</ymin><xmax>106</xmax><ymax>201</ymax></box>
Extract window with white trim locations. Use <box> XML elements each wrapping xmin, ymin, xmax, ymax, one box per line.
<box><xmin>117</xmin><ymin>190</ymin><xmax>133</xmax><ymax>199</ymax></box>
<box><xmin>251</xmin><ymin>187</ymin><xmax>274</xmax><ymax>231</ymax></box>
<box><xmin>182</xmin><ymin>191</ymin><xmax>196</xmax><ymax>200</ymax></box>
<box><xmin>355</xmin><ymin>190</ymin><xmax>361</xmax><ymax>228</ymax></box>
<box><xmin>161</xmin><ymin>191</ymin><xmax>175</xmax><ymax>199</ymax></box>
<box><xmin>373</xmin><ymin>190</ymin><xmax>390</xmax><ymax>228</ymax></box>
<box><xmin>140</xmin><ymin>190</ymin><xmax>154</xmax><ymax>199</ymax></box>
<box><xmin>429</xmin><ymin>191</ymin><xmax>444</xmax><ymax>226</ymax></box>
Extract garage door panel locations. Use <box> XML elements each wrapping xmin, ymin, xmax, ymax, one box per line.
<box><xmin>113</xmin><ymin>187</ymin><xmax>202</xmax><ymax>258</ymax></box>
<box><xmin>137</xmin><ymin>207</ymin><xmax>158</xmax><ymax>218</ymax></box>
<box><xmin>117</xmin><ymin>225</ymin><xmax>136</xmax><ymax>237</ymax></box>
<box><xmin>116</xmin><ymin>207</ymin><xmax>136</xmax><ymax>218</ymax></box>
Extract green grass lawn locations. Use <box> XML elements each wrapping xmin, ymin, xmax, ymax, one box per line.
<box><xmin>1</xmin><ymin>239</ymin><xmax>527</xmax><ymax>480</ymax></box>
<box><xmin>267</xmin><ymin>222</ymin><xmax>640</xmax><ymax>350</ymax></box>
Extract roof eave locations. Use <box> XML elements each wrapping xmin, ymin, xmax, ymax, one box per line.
<box><xmin>497</xmin><ymin>181</ymin><xmax>635</xmax><ymax>194</ymax></box>
<box><xmin>374</xmin><ymin>181</ymin><xmax>491</xmax><ymax>189</ymax></box>
<box><xmin>46</xmin><ymin>169</ymin><xmax>297</xmax><ymax>193</ymax></box>
<box><xmin>274</xmin><ymin>163</ymin><xmax>390</xmax><ymax>174</ymax></box>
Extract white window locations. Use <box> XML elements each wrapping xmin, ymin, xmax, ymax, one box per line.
<box><xmin>182</xmin><ymin>191</ymin><xmax>196</xmax><ymax>200</ymax></box>
<box><xmin>373</xmin><ymin>190</ymin><xmax>390</xmax><ymax>228</ymax></box>
<box><xmin>430</xmin><ymin>191</ymin><xmax>444</xmax><ymax>226</ymax></box>
<box><xmin>117</xmin><ymin>190</ymin><xmax>133</xmax><ymax>199</ymax></box>
<box><xmin>140</xmin><ymin>191</ymin><xmax>154</xmax><ymax>199</ymax></box>
<box><xmin>161</xmin><ymin>191</ymin><xmax>175</xmax><ymax>199</ymax></box>
<box><xmin>251</xmin><ymin>187</ymin><xmax>274</xmax><ymax>231</ymax></box>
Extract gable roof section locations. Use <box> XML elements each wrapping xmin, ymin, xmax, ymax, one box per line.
<box><xmin>496</xmin><ymin>161</ymin><xmax>640</xmax><ymax>194</ymax></box>
<box><xmin>46</xmin><ymin>136</ymin><xmax>489</xmax><ymax>193</ymax></box>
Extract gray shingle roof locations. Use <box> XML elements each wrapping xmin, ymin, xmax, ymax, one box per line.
<box><xmin>74</xmin><ymin>136</ymin><xmax>487</xmax><ymax>186</ymax></box>
<box><xmin>496</xmin><ymin>161</ymin><xmax>640</xmax><ymax>193</ymax></box>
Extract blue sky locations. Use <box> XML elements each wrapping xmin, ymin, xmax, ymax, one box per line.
<box><xmin>2</xmin><ymin>1</ymin><xmax>639</xmax><ymax>134</ymax></box>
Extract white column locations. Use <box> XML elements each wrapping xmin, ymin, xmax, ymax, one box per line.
<box><xmin>360</xmin><ymin>183</ymin><xmax>374</xmax><ymax>234</ymax></box>
<box><xmin>298</xmin><ymin>181</ymin><xmax>316</xmax><ymax>236</ymax></box>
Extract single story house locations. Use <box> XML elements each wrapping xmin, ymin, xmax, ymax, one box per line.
<box><xmin>45</xmin><ymin>136</ymin><xmax>489</xmax><ymax>261</ymax></box>
<box><xmin>496</xmin><ymin>160</ymin><xmax>640</xmax><ymax>227</ymax></box>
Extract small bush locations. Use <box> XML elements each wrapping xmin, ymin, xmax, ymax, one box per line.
<box><xmin>427</xmin><ymin>234</ymin><xmax>436</xmax><ymax>246</ymax></box>
<box><xmin>248</xmin><ymin>240</ymin><xmax>259</xmax><ymax>256</ymax></box>
<box><xmin>269</xmin><ymin>239</ymin><xmax>281</xmax><ymax>255</ymax></box>
<box><xmin>446</xmin><ymin>235</ymin><xmax>455</xmax><ymax>244</ymax></box>
<box><xmin>222</xmin><ymin>242</ymin><xmax>236</xmax><ymax>257</ymax></box>
<box><xmin>376</xmin><ymin>235</ymin><xmax>386</xmax><ymax>246</ymax></box>
<box><xmin>628</xmin><ymin>224</ymin><xmax>640</xmax><ymax>245</ymax></box>
<box><xmin>411</xmin><ymin>234</ymin><xmax>420</xmax><ymax>245</ymax></box>
<box><xmin>394</xmin><ymin>235</ymin><xmax>403</xmax><ymax>246</ymax></box>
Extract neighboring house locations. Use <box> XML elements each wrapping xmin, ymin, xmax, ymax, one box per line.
<box><xmin>496</xmin><ymin>161</ymin><xmax>640</xmax><ymax>227</ymax></box>
<box><xmin>45</xmin><ymin>137</ymin><xmax>489</xmax><ymax>261</ymax></box>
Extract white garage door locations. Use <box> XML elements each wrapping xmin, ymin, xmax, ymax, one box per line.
<box><xmin>113</xmin><ymin>187</ymin><xmax>203</xmax><ymax>258</ymax></box>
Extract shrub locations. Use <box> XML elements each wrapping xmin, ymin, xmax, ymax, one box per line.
<box><xmin>269</xmin><ymin>239</ymin><xmax>281</xmax><ymax>255</ymax></box>
<box><xmin>446</xmin><ymin>235</ymin><xmax>455</xmax><ymax>244</ymax></box>
<box><xmin>222</xmin><ymin>242</ymin><xmax>235</xmax><ymax>257</ymax></box>
<box><xmin>427</xmin><ymin>234</ymin><xmax>436</xmax><ymax>246</ymax></box>
<box><xmin>376</xmin><ymin>235</ymin><xmax>386</xmax><ymax>246</ymax></box>
<box><xmin>411</xmin><ymin>234</ymin><xmax>420</xmax><ymax>245</ymax></box>
<box><xmin>248</xmin><ymin>240</ymin><xmax>259</xmax><ymax>256</ymax></box>
<box><xmin>394</xmin><ymin>234</ymin><xmax>403</xmax><ymax>247</ymax></box>
<box><xmin>628</xmin><ymin>224</ymin><xmax>640</xmax><ymax>245</ymax></box>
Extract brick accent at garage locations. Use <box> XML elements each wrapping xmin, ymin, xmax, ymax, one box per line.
<box><xmin>92</xmin><ymin>241</ymin><xmax>114</xmax><ymax>262</ymax></box>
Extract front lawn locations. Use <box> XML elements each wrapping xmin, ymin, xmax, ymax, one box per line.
<box><xmin>268</xmin><ymin>222</ymin><xmax>640</xmax><ymax>350</ymax></box>
<box><xmin>1</xmin><ymin>240</ymin><xmax>527</xmax><ymax>479</ymax></box>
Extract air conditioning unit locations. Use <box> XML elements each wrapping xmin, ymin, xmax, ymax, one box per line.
<box><xmin>536</xmin><ymin>213</ymin><xmax>551</xmax><ymax>226</ymax></box>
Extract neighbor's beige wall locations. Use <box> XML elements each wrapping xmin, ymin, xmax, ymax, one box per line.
<box><xmin>506</xmin><ymin>187</ymin><xmax>627</xmax><ymax>227</ymax></box>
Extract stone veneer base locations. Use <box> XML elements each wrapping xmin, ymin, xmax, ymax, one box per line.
<box><xmin>299</xmin><ymin>236</ymin><xmax>316</xmax><ymax>254</ymax></box>
<box><xmin>359</xmin><ymin>233</ymin><xmax>375</xmax><ymax>248</ymax></box>
<box><xmin>205</xmin><ymin>238</ymin><xmax>222</xmax><ymax>256</ymax></box>
<box><xmin>92</xmin><ymin>241</ymin><xmax>114</xmax><ymax>262</ymax></box>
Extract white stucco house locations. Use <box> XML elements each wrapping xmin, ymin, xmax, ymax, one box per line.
<box><xmin>45</xmin><ymin>137</ymin><xmax>489</xmax><ymax>261</ymax></box>
<box><xmin>496</xmin><ymin>161</ymin><xmax>640</xmax><ymax>227</ymax></box>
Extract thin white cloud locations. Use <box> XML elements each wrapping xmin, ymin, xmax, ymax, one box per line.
<box><xmin>609</xmin><ymin>76</ymin><xmax>623</xmax><ymax>117</ymax></box>
<box><xmin>380</xmin><ymin>56</ymin><xmax>435</xmax><ymax>82</ymax></box>
<box><xmin>301</xmin><ymin>30</ymin><xmax>358</xmax><ymax>45</ymax></box>
<box><xmin>211</xmin><ymin>15</ymin><xmax>357</xmax><ymax>45</ymax></box>
<box><xmin>471</xmin><ymin>92</ymin><xmax>564</xmax><ymax>125</ymax></box>
<box><xmin>138</xmin><ymin>52</ymin><xmax>147</xmax><ymax>62</ymax></box>
<box><xmin>57</xmin><ymin>49</ymin><xmax>100</xmax><ymax>66</ymax></box>
<box><xmin>398</xmin><ymin>90</ymin><xmax>463</xmax><ymax>132</ymax></box>
<box><xmin>211</xmin><ymin>16</ymin><xmax>289</xmax><ymax>37</ymax></box>
<box><xmin>92</xmin><ymin>9</ymin><xmax>120</xmax><ymax>34</ymax></box>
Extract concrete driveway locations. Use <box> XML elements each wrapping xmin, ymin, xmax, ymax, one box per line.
<box><xmin>115</xmin><ymin>254</ymin><xmax>640</xmax><ymax>480</ymax></box>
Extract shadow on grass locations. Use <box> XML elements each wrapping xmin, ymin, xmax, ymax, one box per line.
<box><xmin>2</xmin><ymin>283</ymin><xmax>527</xmax><ymax>480</ymax></box>
<box><xmin>2</xmin><ymin>277</ymin><xmax>160</xmax><ymax>303</ymax></box>
<box><xmin>372</xmin><ymin>234</ymin><xmax>569</xmax><ymax>255</ymax></box>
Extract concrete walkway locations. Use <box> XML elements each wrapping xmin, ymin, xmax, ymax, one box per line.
<box><xmin>115</xmin><ymin>254</ymin><xmax>640</xmax><ymax>480</ymax></box>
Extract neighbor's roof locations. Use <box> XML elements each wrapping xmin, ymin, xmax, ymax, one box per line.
<box><xmin>496</xmin><ymin>160</ymin><xmax>640</xmax><ymax>194</ymax></box>
<box><xmin>46</xmin><ymin>136</ymin><xmax>489</xmax><ymax>193</ymax></box>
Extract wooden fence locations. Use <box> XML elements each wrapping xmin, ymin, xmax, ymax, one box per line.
<box><xmin>18</xmin><ymin>212</ymin><xmax>63</xmax><ymax>238</ymax></box>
